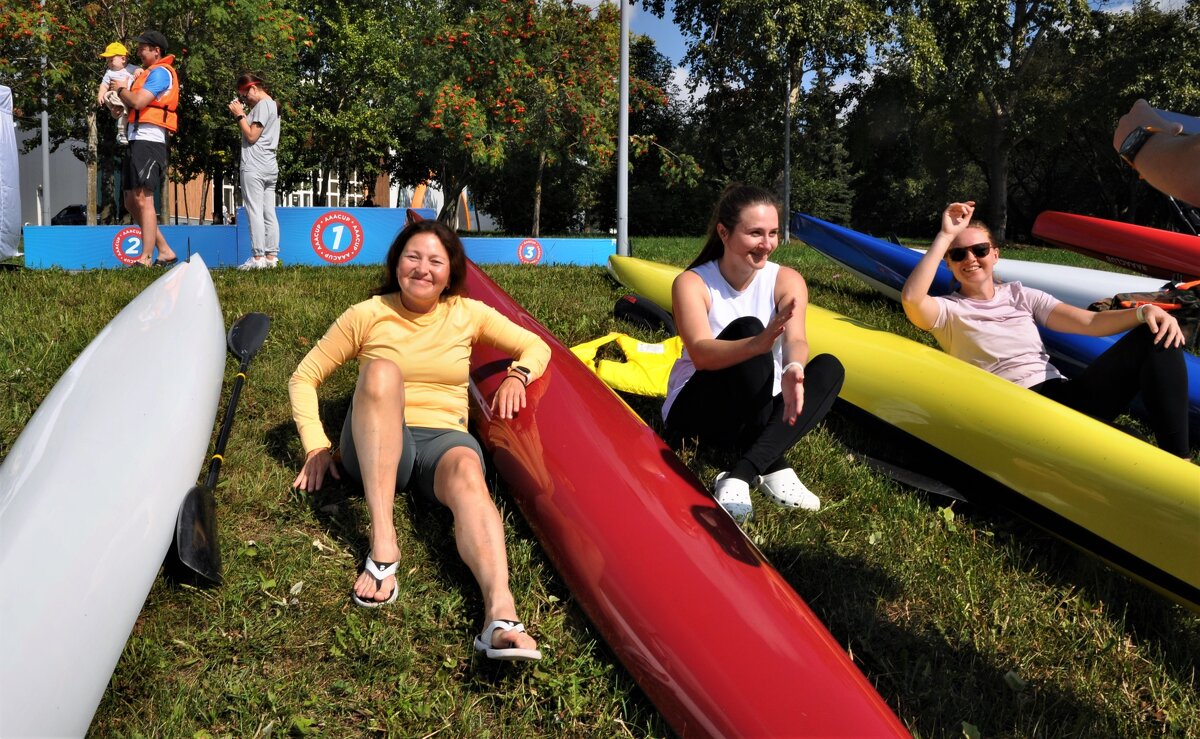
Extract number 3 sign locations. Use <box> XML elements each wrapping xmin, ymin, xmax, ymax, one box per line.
<box><xmin>517</xmin><ymin>238</ymin><xmax>543</xmax><ymax>265</ymax></box>
<box><xmin>310</xmin><ymin>211</ymin><xmax>365</xmax><ymax>264</ymax></box>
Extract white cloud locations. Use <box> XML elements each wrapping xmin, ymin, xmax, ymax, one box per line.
<box><xmin>671</xmin><ymin>65</ymin><xmax>707</xmax><ymax>106</ymax></box>
<box><xmin>1103</xmin><ymin>0</ymin><xmax>1186</xmax><ymax>13</ymax></box>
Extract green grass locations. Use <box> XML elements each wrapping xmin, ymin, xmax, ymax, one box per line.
<box><xmin>1</xmin><ymin>237</ymin><xmax>1197</xmax><ymax>738</ymax></box>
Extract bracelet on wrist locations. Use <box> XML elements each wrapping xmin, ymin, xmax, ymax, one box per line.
<box><xmin>1136</xmin><ymin>304</ymin><xmax>1149</xmax><ymax>323</ymax></box>
<box><xmin>504</xmin><ymin>372</ymin><xmax>528</xmax><ymax>387</ymax></box>
<box><xmin>782</xmin><ymin>361</ymin><xmax>805</xmax><ymax>376</ymax></box>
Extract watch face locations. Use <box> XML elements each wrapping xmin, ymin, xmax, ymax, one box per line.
<box><xmin>1119</xmin><ymin>126</ymin><xmax>1153</xmax><ymax>166</ymax></box>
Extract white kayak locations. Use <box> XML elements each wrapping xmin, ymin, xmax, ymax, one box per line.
<box><xmin>0</xmin><ymin>255</ymin><xmax>225</xmax><ymax>737</ymax></box>
<box><xmin>912</xmin><ymin>249</ymin><xmax>1169</xmax><ymax>308</ymax></box>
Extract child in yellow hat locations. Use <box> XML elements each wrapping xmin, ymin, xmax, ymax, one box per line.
<box><xmin>96</xmin><ymin>42</ymin><xmax>141</xmax><ymax>145</ymax></box>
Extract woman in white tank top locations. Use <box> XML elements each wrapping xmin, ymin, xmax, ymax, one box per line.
<box><xmin>665</xmin><ymin>184</ymin><xmax>845</xmax><ymax>523</ymax></box>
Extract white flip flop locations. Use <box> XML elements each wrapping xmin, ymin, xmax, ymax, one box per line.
<box><xmin>350</xmin><ymin>555</ymin><xmax>399</xmax><ymax>608</ymax></box>
<box><xmin>474</xmin><ymin>619</ymin><xmax>543</xmax><ymax>661</ymax></box>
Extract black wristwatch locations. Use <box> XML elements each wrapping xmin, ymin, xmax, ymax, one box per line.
<box><xmin>235</xmin><ymin>114</ymin><xmax>246</xmax><ymax>121</ymax></box>
<box><xmin>1118</xmin><ymin>126</ymin><xmax>1154</xmax><ymax>169</ymax></box>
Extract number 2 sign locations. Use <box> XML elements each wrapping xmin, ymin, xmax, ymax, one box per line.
<box><xmin>111</xmin><ymin>226</ymin><xmax>145</xmax><ymax>265</ymax></box>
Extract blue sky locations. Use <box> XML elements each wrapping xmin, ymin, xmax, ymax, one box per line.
<box><xmin>624</xmin><ymin>0</ymin><xmax>1187</xmax><ymax>69</ymax></box>
<box><xmin>622</xmin><ymin>0</ymin><xmax>1186</xmax><ymax>99</ymax></box>
<box><xmin>629</xmin><ymin>4</ymin><xmax>687</xmax><ymax>67</ymax></box>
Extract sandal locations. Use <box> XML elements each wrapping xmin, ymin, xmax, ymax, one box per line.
<box><xmin>349</xmin><ymin>555</ymin><xmax>399</xmax><ymax>608</ymax></box>
<box><xmin>473</xmin><ymin>620</ymin><xmax>542</xmax><ymax>661</ymax></box>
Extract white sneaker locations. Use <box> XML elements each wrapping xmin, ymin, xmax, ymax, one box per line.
<box><xmin>263</xmin><ymin>257</ymin><xmax>280</xmax><ymax>268</ymax></box>
<box><xmin>237</xmin><ymin>255</ymin><xmax>267</xmax><ymax>271</ymax></box>
<box><xmin>713</xmin><ymin>472</ymin><xmax>753</xmax><ymax>523</ymax></box>
<box><xmin>755</xmin><ymin>468</ymin><xmax>820</xmax><ymax>511</ymax></box>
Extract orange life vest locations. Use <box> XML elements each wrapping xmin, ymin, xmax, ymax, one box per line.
<box><xmin>128</xmin><ymin>55</ymin><xmax>179</xmax><ymax>133</ymax></box>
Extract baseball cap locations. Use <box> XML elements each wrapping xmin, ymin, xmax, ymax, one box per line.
<box><xmin>99</xmin><ymin>42</ymin><xmax>128</xmax><ymax>58</ymax></box>
<box><xmin>133</xmin><ymin>30</ymin><xmax>169</xmax><ymax>53</ymax></box>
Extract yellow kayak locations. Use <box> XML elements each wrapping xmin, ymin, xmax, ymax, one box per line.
<box><xmin>608</xmin><ymin>254</ymin><xmax>1200</xmax><ymax>611</ymax></box>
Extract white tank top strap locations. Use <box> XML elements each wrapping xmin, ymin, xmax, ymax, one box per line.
<box><xmin>662</xmin><ymin>260</ymin><xmax>783</xmax><ymax>420</ymax></box>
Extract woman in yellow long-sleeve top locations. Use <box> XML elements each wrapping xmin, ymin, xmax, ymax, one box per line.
<box><xmin>289</xmin><ymin>219</ymin><xmax>551</xmax><ymax>661</ymax></box>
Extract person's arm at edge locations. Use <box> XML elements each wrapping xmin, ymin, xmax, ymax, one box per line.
<box><xmin>777</xmin><ymin>266</ymin><xmax>810</xmax><ymax>424</ymax></box>
<box><xmin>1113</xmin><ymin>99</ymin><xmax>1200</xmax><ymax>206</ymax></box>
<box><xmin>472</xmin><ymin>301</ymin><xmax>552</xmax><ymax>419</ymax></box>
<box><xmin>240</xmin><ymin>121</ymin><xmax>264</xmax><ymax>145</ymax></box>
<box><xmin>289</xmin><ymin>308</ymin><xmax>364</xmax><ymax>490</ymax></box>
<box><xmin>902</xmin><ymin>201</ymin><xmax>975</xmax><ymax>331</ymax></box>
<box><xmin>1045</xmin><ymin>302</ymin><xmax>1184</xmax><ymax>347</ymax></box>
<box><xmin>672</xmin><ymin>269</ymin><xmax>788</xmax><ymax>371</ymax></box>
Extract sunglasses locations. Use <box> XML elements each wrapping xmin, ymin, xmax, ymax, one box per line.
<box><xmin>946</xmin><ymin>243</ymin><xmax>994</xmax><ymax>262</ymax></box>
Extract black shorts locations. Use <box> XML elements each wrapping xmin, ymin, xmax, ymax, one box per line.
<box><xmin>122</xmin><ymin>140</ymin><xmax>168</xmax><ymax>192</ymax></box>
<box><xmin>338</xmin><ymin>404</ymin><xmax>485</xmax><ymax>504</ymax></box>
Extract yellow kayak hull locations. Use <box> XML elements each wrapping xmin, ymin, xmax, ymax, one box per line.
<box><xmin>608</xmin><ymin>255</ymin><xmax>1200</xmax><ymax>609</ymax></box>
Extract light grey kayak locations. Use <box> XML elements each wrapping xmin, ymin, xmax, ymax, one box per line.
<box><xmin>0</xmin><ymin>255</ymin><xmax>225</xmax><ymax>737</ymax></box>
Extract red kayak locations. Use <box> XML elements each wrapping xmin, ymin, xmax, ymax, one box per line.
<box><xmin>464</xmin><ymin>263</ymin><xmax>909</xmax><ymax>738</ymax></box>
<box><xmin>1033</xmin><ymin>211</ymin><xmax>1200</xmax><ymax>281</ymax></box>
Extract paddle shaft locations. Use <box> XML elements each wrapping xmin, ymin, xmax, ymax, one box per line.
<box><xmin>204</xmin><ymin>359</ymin><xmax>250</xmax><ymax>487</ymax></box>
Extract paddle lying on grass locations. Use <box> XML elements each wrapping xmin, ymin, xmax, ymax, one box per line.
<box><xmin>167</xmin><ymin>312</ymin><xmax>272</xmax><ymax>586</ymax></box>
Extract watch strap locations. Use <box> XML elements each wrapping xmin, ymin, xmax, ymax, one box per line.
<box><xmin>507</xmin><ymin>365</ymin><xmax>531</xmax><ymax>386</ymax></box>
<box><xmin>1118</xmin><ymin>126</ymin><xmax>1153</xmax><ymax>169</ymax></box>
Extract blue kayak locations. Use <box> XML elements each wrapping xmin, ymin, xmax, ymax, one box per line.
<box><xmin>791</xmin><ymin>213</ymin><xmax>1200</xmax><ymax>439</ymax></box>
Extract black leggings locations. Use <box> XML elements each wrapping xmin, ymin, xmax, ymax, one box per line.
<box><xmin>1032</xmin><ymin>324</ymin><xmax>1189</xmax><ymax>457</ymax></box>
<box><xmin>665</xmin><ymin>316</ymin><xmax>846</xmax><ymax>482</ymax></box>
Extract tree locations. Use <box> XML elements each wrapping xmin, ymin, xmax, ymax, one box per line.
<box><xmin>844</xmin><ymin>68</ymin><xmax>986</xmax><ymax>235</ymax></box>
<box><xmin>0</xmin><ymin>0</ymin><xmax>135</xmax><ymax>222</ymax></box>
<box><xmin>165</xmin><ymin>0</ymin><xmax>312</xmax><ymax>221</ymax></box>
<box><xmin>642</xmin><ymin>0</ymin><xmax>889</xmax><ymax>217</ymax></box>
<box><xmin>0</xmin><ymin>0</ymin><xmax>310</xmax><ymax>224</ymax></box>
<box><xmin>489</xmin><ymin>34</ymin><xmax>704</xmax><ymax>235</ymax></box>
<box><xmin>891</xmin><ymin>0</ymin><xmax>1092</xmax><ymax>239</ymax></box>
<box><xmin>591</xmin><ymin>34</ymin><xmax>707</xmax><ymax>235</ymax></box>
<box><xmin>288</xmin><ymin>0</ymin><xmax>416</xmax><ymax>207</ymax></box>
<box><xmin>393</xmin><ymin>0</ymin><xmax>626</xmax><ymax>230</ymax></box>
<box><xmin>788</xmin><ymin>69</ymin><xmax>853</xmax><ymax>225</ymax></box>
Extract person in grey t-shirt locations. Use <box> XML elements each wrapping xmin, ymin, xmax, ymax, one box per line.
<box><xmin>229</xmin><ymin>73</ymin><xmax>281</xmax><ymax>269</ymax></box>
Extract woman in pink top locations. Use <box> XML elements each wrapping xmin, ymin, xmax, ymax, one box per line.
<box><xmin>902</xmin><ymin>201</ymin><xmax>1189</xmax><ymax>457</ymax></box>
<box><xmin>289</xmin><ymin>220</ymin><xmax>550</xmax><ymax>661</ymax></box>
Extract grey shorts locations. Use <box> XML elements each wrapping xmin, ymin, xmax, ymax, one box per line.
<box><xmin>338</xmin><ymin>403</ymin><xmax>484</xmax><ymax>503</ymax></box>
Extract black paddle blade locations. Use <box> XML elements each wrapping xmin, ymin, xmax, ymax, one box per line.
<box><xmin>228</xmin><ymin>312</ymin><xmax>271</xmax><ymax>363</ymax></box>
<box><xmin>170</xmin><ymin>483</ymin><xmax>222</xmax><ymax>586</ymax></box>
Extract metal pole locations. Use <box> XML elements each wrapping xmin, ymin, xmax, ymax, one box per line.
<box><xmin>782</xmin><ymin>63</ymin><xmax>791</xmax><ymax>243</ymax></box>
<box><xmin>617</xmin><ymin>0</ymin><xmax>630</xmax><ymax>256</ymax></box>
<box><xmin>39</xmin><ymin>0</ymin><xmax>50</xmax><ymax>226</ymax></box>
